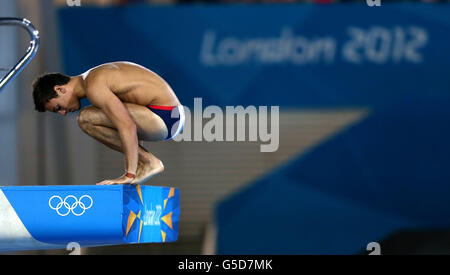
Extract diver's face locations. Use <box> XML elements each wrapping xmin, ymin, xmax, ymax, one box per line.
<box><xmin>44</xmin><ymin>86</ymin><xmax>80</xmax><ymax>116</ymax></box>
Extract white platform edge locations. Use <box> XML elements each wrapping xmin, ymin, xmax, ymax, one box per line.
<box><xmin>0</xmin><ymin>189</ymin><xmax>63</xmax><ymax>252</ymax></box>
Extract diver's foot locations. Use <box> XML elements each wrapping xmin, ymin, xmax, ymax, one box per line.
<box><xmin>133</xmin><ymin>158</ymin><xmax>164</xmax><ymax>184</ymax></box>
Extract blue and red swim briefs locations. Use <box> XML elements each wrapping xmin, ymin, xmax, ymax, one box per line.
<box><xmin>146</xmin><ymin>105</ymin><xmax>185</xmax><ymax>140</ymax></box>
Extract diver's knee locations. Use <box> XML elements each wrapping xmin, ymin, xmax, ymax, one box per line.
<box><xmin>77</xmin><ymin>107</ymin><xmax>94</xmax><ymax>130</ymax></box>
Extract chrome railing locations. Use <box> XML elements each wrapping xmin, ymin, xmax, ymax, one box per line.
<box><xmin>0</xmin><ymin>18</ymin><xmax>40</xmax><ymax>94</ymax></box>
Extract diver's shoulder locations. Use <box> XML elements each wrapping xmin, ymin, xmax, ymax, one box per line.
<box><xmin>83</xmin><ymin>63</ymin><xmax>119</xmax><ymax>81</ymax></box>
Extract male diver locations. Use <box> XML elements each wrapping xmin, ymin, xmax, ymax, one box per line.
<box><xmin>32</xmin><ymin>62</ymin><xmax>184</xmax><ymax>185</ymax></box>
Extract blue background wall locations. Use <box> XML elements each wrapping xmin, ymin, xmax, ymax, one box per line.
<box><xmin>57</xmin><ymin>3</ymin><xmax>450</xmax><ymax>254</ymax></box>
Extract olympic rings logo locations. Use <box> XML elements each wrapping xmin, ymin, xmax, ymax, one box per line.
<box><xmin>48</xmin><ymin>195</ymin><xmax>93</xmax><ymax>216</ymax></box>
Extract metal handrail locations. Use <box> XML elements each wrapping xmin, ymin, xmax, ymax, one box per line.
<box><xmin>0</xmin><ymin>18</ymin><xmax>40</xmax><ymax>94</ymax></box>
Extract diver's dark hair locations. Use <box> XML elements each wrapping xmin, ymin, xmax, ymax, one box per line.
<box><xmin>32</xmin><ymin>73</ymin><xmax>71</xmax><ymax>112</ymax></box>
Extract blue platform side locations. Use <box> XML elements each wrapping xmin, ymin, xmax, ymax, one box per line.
<box><xmin>0</xmin><ymin>185</ymin><xmax>179</xmax><ymax>252</ymax></box>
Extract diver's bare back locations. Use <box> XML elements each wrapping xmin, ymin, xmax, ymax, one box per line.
<box><xmin>82</xmin><ymin>62</ymin><xmax>181</xmax><ymax>107</ymax></box>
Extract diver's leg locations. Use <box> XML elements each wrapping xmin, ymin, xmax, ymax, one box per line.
<box><xmin>77</xmin><ymin>104</ymin><xmax>167</xmax><ymax>183</ymax></box>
